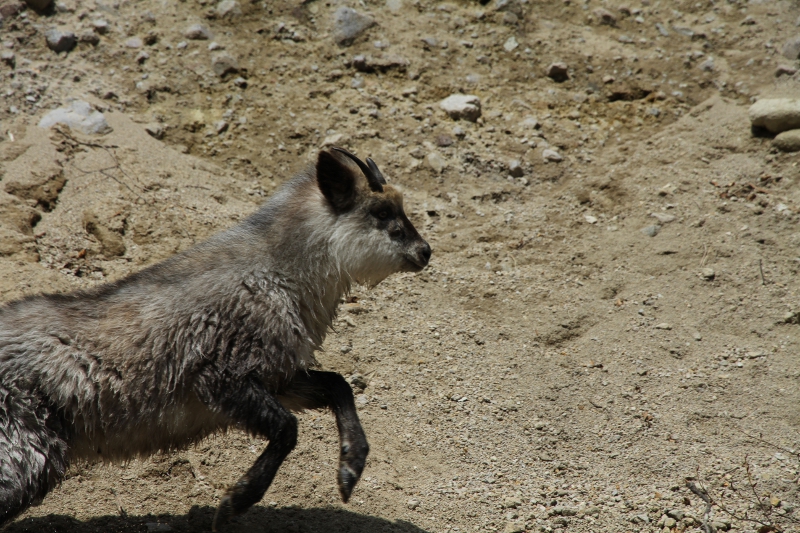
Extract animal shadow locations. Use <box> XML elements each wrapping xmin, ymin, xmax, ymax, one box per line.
<box><xmin>6</xmin><ymin>505</ymin><xmax>432</xmax><ymax>533</ymax></box>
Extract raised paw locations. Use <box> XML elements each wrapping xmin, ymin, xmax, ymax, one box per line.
<box><xmin>337</xmin><ymin>438</ymin><xmax>369</xmax><ymax>502</ymax></box>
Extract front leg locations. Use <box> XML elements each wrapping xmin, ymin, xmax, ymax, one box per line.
<box><xmin>194</xmin><ymin>373</ymin><xmax>298</xmax><ymax>532</ymax></box>
<box><xmin>280</xmin><ymin>370</ymin><xmax>369</xmax><ymax>502</ymax></box>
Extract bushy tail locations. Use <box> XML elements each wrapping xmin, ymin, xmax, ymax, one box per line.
<box><xmin>0</xmin><ymin>384</ymin><xmax>68</xmax><ymax>526</ymax></box>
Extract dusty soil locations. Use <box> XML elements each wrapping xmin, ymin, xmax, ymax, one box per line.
<box><xmin>1</xmin><ymin>0</ymin><xmax>800</xmax><ymax>532</ymax></box>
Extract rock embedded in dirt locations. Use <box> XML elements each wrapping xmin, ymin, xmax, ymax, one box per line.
<box><xmin>0</xmin><ymin>51</ymin><xmax>15</xmax><ymax>68</ymax></box>
<box><xmin>45</xmin><ymin>28</ymin><xmax>77</xmax><ymax>53</ymax></box>
<box><xmin>92</xmin><ymin>19</ymin><xmax>109</xmax><ymax>34</ymax></box>
<box><xmin>775</xmin><ymin>64</ymin><xmax>798</xmax><ymax>77</ymax></box>
<box><xmin>125</xmin><ymin>37</ymin><xmax>143</xmax><ymax>49</ymax></box>
<box><xmin>185</xmin><ymin>24</ymin><xmax>212</xmax><ymax>40</ymax></box>
<box><xmin>211</xmin><ymin>52</ymin><xmax>238</xmax><ymax>77</ymax></box>
<box><xmin>351</xmin><ymin>54</ymin><xmax>409</xmax><ymax>73</ymax></box>
<box><xmin>333</xmin><ymin>7</ymin><xmax>376</xmax><ymax>47</ymax></box>
<box><xmin>216</xmin><ymin>0</ymin><xmax>241</xmax><ymax>19</ymax></box>
<box><xmin>503</xmin><ymin>36</ymin><xmax>518</xmax><ymax>52</ymax></box>
<box><xmin>782</xmin><ymin>36</ymin><xmax>800</xmax><ymax>59</ymax></box>
<box><xmin>593</xmin><ymin>7</ymin><xmax>617</xmax><ymax>25</ymax></box>
<box><xmin>439</xmin><ymin>94</ymin><xmax>481</xmax><ymax>122</ymax></box>
<box><xmin>542</xmin><ymin>148</ymin><xmax>562</xmax><ymax>162</ymax></box>
<box><xmin>700</xmin><ymin>267</ymin><xmax>715</xmax><ymax>280</ymax></box>
<box><xmin>426</xmin><ymin>151</ymin><xmax>448</xmax><ymax>173</ymax></box>
<box><xmin>79</xmin><ymin>31</ymin><xmax>100</xmax><ymax>46</ymax></box>
<box><xmin>144</xmin><ymin>123</ymin><xmax>164</xmax><ymax>139</ymax></box>
<box><xmin>508</xmin><ymin>159</ymin><xmax>523</xmax><ymax>177</ymax></box>
<box><xmin>772</xmin><ymin>129</ymin><xmax>800</xmax><ymax>152</ymax></box>
<box><xmin>651</xmin><ymin>212</ymin><xmax>676</xmax><ymax>223</ymax></box>
<box><xmin>546</xmin><ymin>62</ymin><xmax>569</xmax><ymax>82</ymax></box>
<box><xmin>749</xmin><ymin>98</ymin><xmax>800</xmax><ymax>133</ymax></box>
<box><xmin>38</xmin><ymin>100</ymin><xmax>112</xmax><ymax>135</ymax></box>
<box><xmin>640</xmin><ymin>224</ymin><xmax>661</xmax><ymax>237</ymax></box>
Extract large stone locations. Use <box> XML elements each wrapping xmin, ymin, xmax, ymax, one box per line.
<box><xmin>782</xmin><ymin>36</ymin><xmax>800</xmax><ymax>60</ymax></box>
<box><xmin>45</xmin><ymin>28</ymin><xmax>77</xmax><ymax>53</ymax></box>
<box><xmin>333</xmin><ymin>7</ymin><xmax>376</xmax><ymax>47</ymax></box>
<box><xmin>439</xmin><ymin>94</ymin><xmax>481</xmax><ymax>122</ymax></box>
<box><xmin>773</xmin><ymin>129</ymin><xmax>800</xmax><ymax>152</ymax></box>
<box><xmin>38</xmin><ymin>100</ymin><xmax>112</xmax><ymax>135</ymax></box>
<box><xmin>749</xmin><ymin>98</ymin><xmax>800</xmax><ymax>133</ymax></box>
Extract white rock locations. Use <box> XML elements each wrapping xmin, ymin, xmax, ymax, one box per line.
<box><xmin>503</xmin><ymin>36</ymin><xmax>519</xmax><ymax>52</ymax></box>
<box><xmin>38</xmin><ymin>100</ymin><xmax>112</xmax><ymax>135</ymax></box>
<box><xmin>426</xmin><ymin>151</ymin><xmax>448</xmax><ymax>173</ymax></box>
<box><xmin>439</xmin><ymin>94</ymin><xmax>481</xmax><ymax>122</ymax></box>
<box><xmin>542</xmin><ymin>148</ymin><xmax>562</xmax><ymax>162</ymax></box>
<box><xmin>650</xmin><ymin>212</ymin><xmax>676</xmax><ymax>223</ymax></box>
<box><xmin>584</xmin><ymin>215</ymin><xmax>598</xmax><ymax>224</ymax></box>
<box><xmin>749</xmin><ymin>98</ymin><xmax>800</xmax><ymax>133</ymax></box>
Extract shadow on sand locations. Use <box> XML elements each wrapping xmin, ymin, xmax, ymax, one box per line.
<box><xmin>6</xmin><ymin>505</ymin><xmax>433</xmax><ymax>533</ymax></box>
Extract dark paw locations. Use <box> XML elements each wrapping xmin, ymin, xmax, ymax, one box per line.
<box><xmin>338</xmin><ymin>439</ymin><xmax>369</xmax><ymax>502</ymax></box>
<box><xmin>212</xmin><ymin>495</ymin><xmax>234</xmax><ymax>532</ymax></box>
<box><xmin>213</xmin><ymin>479</ymin><xmax>253</xmax><ymax>532</ymax></box>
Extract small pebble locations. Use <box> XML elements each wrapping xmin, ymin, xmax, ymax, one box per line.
<box><xmin>125</xmin><ymin>37</ymin><xmax>143</xmax><ymax>49</ymax></box>
<box><xmin>503</xmin><ymin>36</ymin><xmax>519</xmax><ymax>52</ymax></box>
<box><xmin>699</xmin><ymin>267</ymin><xmax>715</xmax><ymax>280</ymax></box>
<box><xmin>144</xmin><ymin>123</ymin><xmax>164</xmax><ymax>139</ymax></box>
<box><xmin>640</xmin><ymin>224</ymin><xmax>661</xmax><ymax>237</ymax></box>
<box><xmin>546</xmin><ymin>62</ymin><xmax>569</xmax><ymax>82</ymax></box>
<box><xmin>185</xmin><ymin>24</ymin><xmax>212</xmax><ymax>40</ymax></box>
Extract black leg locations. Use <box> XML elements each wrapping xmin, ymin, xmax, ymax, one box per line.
<box><xmin>194</xmin><ymin>374</ymin><xmax>298</xmax><ymax>532</ymax></box>
<box><xmin>280</xmin><ymin>371</ymin><xmax>369</xmax><ymax>502</ymax></box>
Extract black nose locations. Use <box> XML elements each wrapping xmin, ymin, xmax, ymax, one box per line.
<box><xmin>419</xmin><ymin>242</ymin><xmax>432</xmax><ymax>266</ymax></box>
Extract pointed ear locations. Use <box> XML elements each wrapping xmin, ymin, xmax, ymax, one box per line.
<box><xmin>317</xmin><ymin>150</ymin><xmax>357</xmax><ymax>213</ymax></box>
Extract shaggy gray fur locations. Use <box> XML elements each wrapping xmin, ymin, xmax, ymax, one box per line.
<box><xmin>0</xmin><ymin>149</ymin><xmax>430</xmax><ymax>527</ymax></box>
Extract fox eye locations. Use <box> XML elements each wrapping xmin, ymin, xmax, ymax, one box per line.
<box><xmin>376</xmin><ymin>210</ymin><xmax>390</xmax><ymax>220</ymax></box>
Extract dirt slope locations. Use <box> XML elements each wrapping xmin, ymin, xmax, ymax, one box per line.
<box><xmin>1</xmin><ymin>0</ymin><xmax>799</xmax><ymax>532</ymax></box>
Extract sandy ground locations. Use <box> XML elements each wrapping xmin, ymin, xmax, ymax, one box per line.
<box><xmin>1</xmin><ymin>0</ymin><xmax>800</xmax><ymax>532</ymax></box>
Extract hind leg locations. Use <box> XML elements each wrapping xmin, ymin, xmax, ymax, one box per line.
<box><xmin>279</xmin><ymin>371</ymin><xmax>369</xmax><ymax>503</ymax></box>
<box><xmin>0</xmin><ymin>385</ymin><xmax>69</xmax><ymax>527</ymax></box>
